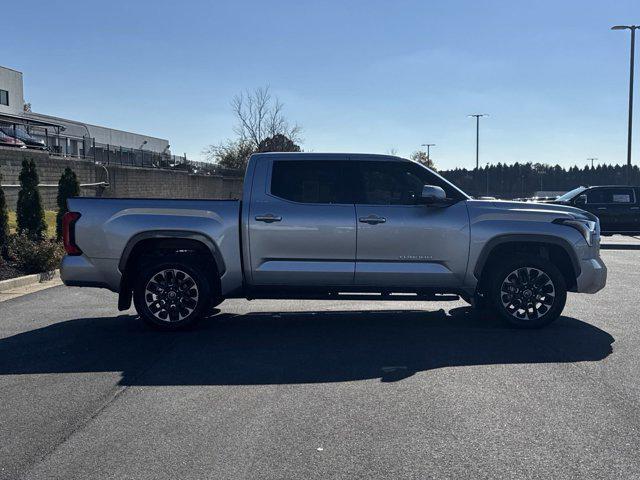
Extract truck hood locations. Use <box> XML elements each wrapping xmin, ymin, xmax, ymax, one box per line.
<box><xmin>467</xmin><ymin>199</ymin><xmax>598</xmax><ymax>222</ymax></box>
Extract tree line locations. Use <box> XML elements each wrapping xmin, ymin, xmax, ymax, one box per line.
<box><xmin>440</xmin><ymin>162</ymin><xmax>639</xmax><ymax>198</ymax></box>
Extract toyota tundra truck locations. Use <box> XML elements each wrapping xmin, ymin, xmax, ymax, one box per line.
<box><xmin>60</xmin><ymin>153</ymin><xmax>607</xmax><ymax>330</ymax></box>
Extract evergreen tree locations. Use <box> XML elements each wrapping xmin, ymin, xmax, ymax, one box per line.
<box><xmin>56</xmin><ymin>168</ymin><xmax>80</xmax><ymax>240</ymax></box>
<box><xmin>0</xmin><ymin>169</ymin><xmax>9</xmax><ymax>248</ymax></box>
<box><xmin>16</xmin><ymin>159</ymin><xmax>46</xmax><ymax>239</ymax></box>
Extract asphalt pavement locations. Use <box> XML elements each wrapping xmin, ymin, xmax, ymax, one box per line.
<box><xmin>1</xmin><ymin>247</ymin><xmax>639</xmax><ymax>479</ymax></box>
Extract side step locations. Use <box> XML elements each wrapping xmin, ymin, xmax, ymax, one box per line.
<box><xmin>246</xmin><ymin>292</ymin><xmax>460</xmax><ymax>302</ymax></box>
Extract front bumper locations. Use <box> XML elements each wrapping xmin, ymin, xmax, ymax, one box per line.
<box><xmin>575</xmin><ymin>257</ymin><xmax>607</xmax><ymax>294</ymax></box>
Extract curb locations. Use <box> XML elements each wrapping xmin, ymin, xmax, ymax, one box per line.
<box><xmin>0</xmin><ymin>269</ymin><xmax>60</xmax><ymax>292</ymax></box>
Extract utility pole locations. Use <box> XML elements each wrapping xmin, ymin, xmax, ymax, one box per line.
<box><xmin>421</xmin><ymin>143</ymin><xmax>435</xmax><ymax>162</ymax></box>
<box><xmin>468</xmin><ymin>114</ymin><xmax>487</xmax><ymax>169</ymax></box>
<box><xmin>612</xmin><ymin>25</ymin><xmax>638</xmax><ymax>185</ymax></box>
<box><xmin>486</xmin><ymin>162</ymin><xmax>490</xmax><ymax>196</ymax></box>
<box><xmin>587</xmin><ymin>157</ymin><xmax>598</xmax><ymax>168</ymax></box>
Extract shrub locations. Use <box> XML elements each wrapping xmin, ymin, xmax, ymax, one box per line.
<box><xmin>56</xmin><ymin>167</ymin><xmax>80</xmax><ymax>240</ymax></box>
<box><xmin>7</xmin><ymin>233</ymin><xmax>64</xmax><ymax>274</ymax></box>
<box><xmin>16</xmin><ymin>158</ymin><xmax>46</xmax><ymax>239</ymax></box>
<box><xmin>0</xmin><ymin>169</ymin><xmax>8</xmax><ymax>248</ymax></box>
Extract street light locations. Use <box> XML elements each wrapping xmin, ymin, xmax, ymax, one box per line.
<box><xmin>468</xmin><ymin>114</ymin><xmax>488</xmax><ymax>169</ymax></box>
<box><xmin>611</xmin><ymin>25</ymin><xmax>638</xmax><ymax>185</ymax></box>
<box><xmin>420</xmin><ymin>143</ymin><xmax>435</xmax><ymax>162</ymax></box>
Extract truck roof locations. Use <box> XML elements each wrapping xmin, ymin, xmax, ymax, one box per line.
<box><xmin>250</xmin><ymin>152</ymin><xmax>408</xmax><ymax>162</ymax></box>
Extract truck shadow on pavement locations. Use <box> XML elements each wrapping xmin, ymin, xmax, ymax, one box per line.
<box><xmin>0</xmin><ymin>306</ymin><xmax>614</xmax><ymax>385</ymax></box>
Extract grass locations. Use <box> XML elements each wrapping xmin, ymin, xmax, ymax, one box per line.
<box><xmin>8</xmin><ymin>210</ymin><xmax>57</xmax><ymax>238</ymax></box>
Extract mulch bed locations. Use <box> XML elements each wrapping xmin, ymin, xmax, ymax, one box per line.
<box><xmin>0</xmin><ymin>261</ymin><xmax>27</xmax><ymax>282</ymax></box>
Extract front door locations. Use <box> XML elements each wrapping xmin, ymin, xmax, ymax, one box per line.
<box><xmin>248</xmin><ymin>157</ymin><xmax>357</xmax><ymax>286</ymax></box>
<box><xmin>353</xmin><ymin>159</ymin><xmax>470</xmax><ymax>288</ymax></box>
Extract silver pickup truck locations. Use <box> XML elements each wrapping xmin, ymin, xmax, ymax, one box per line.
<box><xmin>61</xmin><ymin>153</ymin><xmax>607</xmax><ymax>330</ymax></box>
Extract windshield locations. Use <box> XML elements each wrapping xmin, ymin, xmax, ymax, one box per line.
<box><xmin>556</xmin><ymin>186</ymin><xmax>587</xmax><ymax>202</ymax></box>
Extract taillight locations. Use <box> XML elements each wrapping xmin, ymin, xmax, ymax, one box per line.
<box><xmin>62</xmin><ymin>212</ymin><xmax>82</xmax><ymax>255</ymax></box>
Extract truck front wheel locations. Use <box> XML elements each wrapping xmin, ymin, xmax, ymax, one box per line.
<box><xmin>133</xmin><ymin>258</ymin><xmax>212</xmax><ymax>330</ymax></box>
<box><xmin>487</xmin><ymin>256</ymin><xmax>567</xmax><ymax>328</ymax></box>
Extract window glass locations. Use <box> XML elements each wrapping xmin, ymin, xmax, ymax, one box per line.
<box><xmin>0</xmin><ymin>90</ymin><xmax>8</xmax><ymax>106</ymax></box>
<box><xmin>358</xmin><ymin>161</ymin><xmax>459</xmax><ymax>205</ymax></box>
<box><xmin>270</xmin><ymin>160</ymin><xmax>351</xmax><ymax>204</ymax></box>
<box><xmin>586</xmin><ymin>187</ymin><xmax>635</xmax><ymax>204</ymax></box>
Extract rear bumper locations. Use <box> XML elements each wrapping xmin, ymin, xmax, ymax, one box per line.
<box><xmin>575</xmin><ymin>257</ymin><xmax>607</xmax><ymax>294</ymax></box>
<box><xmin>60</xmin><ymin>255</ymin><xmax>121</xmax><ymax>292</ymax></box>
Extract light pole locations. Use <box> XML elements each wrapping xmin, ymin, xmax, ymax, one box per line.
<box><xmin>421</xmin><ymin>143</ymin><xmax>435</xmax><ymax>162</ymax></box>
<box><xmin>468</xmin><ymin>114</ymin><xmax>487</xmax><ymax>169</ymax></box>
<box><xmin>611</xmin><ymin>25</ymin><xmax>638</xmax><ymax>185</ymax></box>
<box><xmin>486</xmin><ymin>162</ymin><xmax>490</xmax><ymax>196</ymax></box>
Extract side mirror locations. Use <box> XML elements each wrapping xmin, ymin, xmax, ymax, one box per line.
<box><xmin>575</xmin><ymin>194</ymin><xmax>587</xmax><ymax>206</ymax></box>
<box><xmin>419</xmin><ymin>185</ymin><xmax>447</xmax><ymax>205</ymax></box>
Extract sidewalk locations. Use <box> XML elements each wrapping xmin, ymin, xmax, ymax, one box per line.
<box><xmin>0</xmin><ymin>274</ymin><xmax>63</xmax><ymax>302</ymax></box>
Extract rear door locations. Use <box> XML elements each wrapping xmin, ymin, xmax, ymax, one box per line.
<box><xmin>353</xmin><ymin>159</ymin><xmax>470</xmax><ymax>288</ymax></box>
<box><xmin>582</xmin><ymin>187</ymin><xmax>637</xmax><ymax>233</ymax></box>
<box><xmin>247</xmin><ymin>156</ymin><xmax>357</xmax><ymax>286</ymax></box>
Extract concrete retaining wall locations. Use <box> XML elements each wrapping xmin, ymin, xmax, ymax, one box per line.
<box><xmin>0</xmin><ymin>147</ymin><xmax>243</xmax><ymax>210</ymax></box>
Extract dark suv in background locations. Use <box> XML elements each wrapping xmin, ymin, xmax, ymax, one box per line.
<box><xmin>551</xmin><ymin>185</ymin><xmax>640</xmax><ymax>235</ymax></box>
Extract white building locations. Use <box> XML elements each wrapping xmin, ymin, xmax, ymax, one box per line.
<box><xmin>0</xmin><ymin>65</ymin><xmax>170</xmax><ymax>157</ymax></box>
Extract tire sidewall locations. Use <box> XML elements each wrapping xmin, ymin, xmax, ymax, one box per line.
<box><xmin>489</xmin><ymin>256</ymin><xmax>567</xmax><ymax>329</ymax></box>
<box><xmin>134</xmin><ymin>258</ymin><xmax>211</xmax><ymax>330</ymax></box>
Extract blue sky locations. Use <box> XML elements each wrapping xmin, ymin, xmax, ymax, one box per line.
<box><xmin>4</xmin><ymin>0</ymin><xmax>639</xmax><ymax>169</ymax></box>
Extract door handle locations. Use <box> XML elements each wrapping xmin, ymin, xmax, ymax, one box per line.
<box><xmin>255</xmin><ymin>214</ymin><xmax>282</xmax><ymax>223</ymax></box>
<box><xmin>359</xmin><ymin>215</ymin><xmax>386</xmax><ymax>225</ymax></box>
<box><xmin>630</xmin><ymin>207</ymin><xmax>640</xmax><ymax>210</ymax></box>
<box><xmin>597</xmin><ymin>207</ymin><xmax>607</xmax><ymax>211</ymax></box>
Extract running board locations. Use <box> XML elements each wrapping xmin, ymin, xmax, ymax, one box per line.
<box><xmin>246</xmin><ymin>292</ymin><xmax>460</xmax><ymax>302</ymax></box>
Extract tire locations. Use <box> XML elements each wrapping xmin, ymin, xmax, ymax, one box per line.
<box><xmin>486</xmin><ymin>255</ymin><xmax>567</xmax><ymax>329</ymax></box>
<box><xmin>133</xmin><ymin>257</ymin><xmax>212</xmax><ymax>331</ymax></box>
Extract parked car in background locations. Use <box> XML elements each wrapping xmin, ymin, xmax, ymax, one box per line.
<box><xmin>0</xmin><ymin>124</ymin><xmax>47</xmax><ymax>150</ymax></box>
<box><xmin>0</xmin><ymin>130</ymin><xmax>26</xmax><ymax>148</ymax></box>
<box><xmin>61</xmin><ymin>153</ymin><xmax>606</xmax><ymax>331</ymax></box>
<box><xmin>549</xmin><ymin>185</ymin><xmax>640</xmax><ymax>235</ymax></box>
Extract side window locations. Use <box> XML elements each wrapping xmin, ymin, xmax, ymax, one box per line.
<box><xmin>357</xmin><ymin>161</ymin><xmax>459</xmax><ymax>205</ymax></box>
<box><xmin>585</xmin><ymin>189</ymin><xmax>605</xmax><ymax>204</ymax></box>
<box><xmin>586</xmin><ymin>188</ymin><xmax>635</xmax><ymax>204</ymax></box>
<box><xmin>270</xmin><ymin>160</ymin><xmax>351</xmax><ymax>204</ymax></box>
<box><xmin>603</xmin><ymin>188</ymin><xmax>635</xmax><ymax>204</ymax></box>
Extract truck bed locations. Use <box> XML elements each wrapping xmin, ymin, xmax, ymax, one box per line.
<box><xmin>63</xmin><ymin>197</ymin><xmax>243</xmax><ymax>294</ymax></box>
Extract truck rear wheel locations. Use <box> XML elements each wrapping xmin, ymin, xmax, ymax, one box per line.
<box><xmin>487</xmin><ymin>256</ymin><xmax>567</xmax><ymax>328</ymax></box>
<box><xmin>133</xmin><ymin>258</ymin><xmax>212</xmax><ymax>330</ymax></box>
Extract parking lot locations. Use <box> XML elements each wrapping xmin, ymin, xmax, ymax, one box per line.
<box><xmin>0</xmin><ymin>245</ymin><xmax>639</xmax><ymax>479</ymax></box>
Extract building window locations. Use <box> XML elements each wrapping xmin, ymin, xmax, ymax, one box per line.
<box><xmin>0</xmin><ymin>89</ymin><xmax>8</xmax><ymax>106</ymax></box>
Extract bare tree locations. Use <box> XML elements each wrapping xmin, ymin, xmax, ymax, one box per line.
<box><xmin>387</xmin><ymin>147</ymin><xmax>399</xmax><ymax>156</ymax></box>
<box><xmin>231</xmin><ymin>86</ymin><xmax>301</xmax><ymax>149</ymax></box>
<box><xmin>204</xmin><ymin>86</ymin><xmax>302</xmax><ymax>170</ymax></box>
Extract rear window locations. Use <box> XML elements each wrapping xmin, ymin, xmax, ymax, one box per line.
<box><xmin>270</xmin><ymin>160</ymin><xmax>352</xmax><ymax>204</ymax></box>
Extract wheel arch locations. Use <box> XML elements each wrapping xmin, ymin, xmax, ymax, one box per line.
<box><xmin>117</xmin><ymin>231</ymin><xmax>224</xmax><ymax>311</ymax></box>
<box><xmin>474</xmin><ymin>234</ymin><xmax>580</xmax><ymax>292</ymax></box>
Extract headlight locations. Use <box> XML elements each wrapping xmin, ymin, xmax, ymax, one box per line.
<box><xmin>553</xmin><ymin>218</ymin><xmax>597</xmax><ymax>246</ymax></box>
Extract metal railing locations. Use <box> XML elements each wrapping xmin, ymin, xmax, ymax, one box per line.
<box><xmin>1</xmin><ymin>118</ymin><xmax>245</xmax><ymax>178</ymax></box>
<box><xmin>88</xmin><ymin>141</ymin><xmax>243</xmax><ymax>177</ymax></box>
